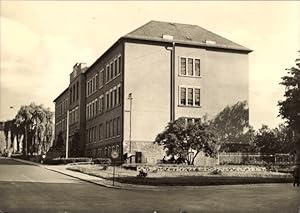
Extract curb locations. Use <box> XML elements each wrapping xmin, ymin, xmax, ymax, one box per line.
<box><xmin>11</xmin><ymin>157</ymin><xmax>43</xmax><ymax>167</ymax></box>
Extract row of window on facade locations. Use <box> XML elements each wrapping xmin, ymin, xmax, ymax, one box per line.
<box><xmin>55</xmin><ymin>118</ymin><xmax>67</xmax><ymax>134</ymax></box>
<box><xmin>86</xmin><ymin>116</ymin><xmax>121</xmax><ymax>143</ymax></box>
<box><xmin>70</xmin><ymin>82</ymin><xmax>80</xmax><ymax>104</ymax></box>
<box><xmin>55</xmin><ymin>98</ymin><xmax>68</xmax><ymax>118</ymax></box>
<box><xmin>86</xmin><ymin>84</ymin><xmax>122</xmax><ymax>120</ymax></box>
<box><xmin>69</xmin><ymin>106</ymin><xmax>79</xmax><ymax>125</ymax></box>
<box><xmin>180</xmin><ymin>57</ymin><xmax>201</xmax><ymax>77</ymax></box>
<box><xmin>87</xmin><ymin>145</ymin><xmax>120</xmax><ymax>158</ymax></box>
<box><xmin>180</xmin><ymin>86</ymin><xmax>201</xmax><ymax>107</ymax></box>
<box><xmin>86</xmin><ymin>55</ymin><xmax>122</xmax><ymax>97</ymax></box>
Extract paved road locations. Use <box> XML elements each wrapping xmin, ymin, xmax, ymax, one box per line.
<box><xmin>0</xmin><ymin>158</ymin><xmax>299</xmax><ymax>213</ymax></box>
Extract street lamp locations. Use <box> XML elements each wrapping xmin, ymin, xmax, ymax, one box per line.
<box><xmin>66</xmin><ymin>110</ymin><xmax>69</xmax><ymax>159</ymax></box>
<box><xmin>128</xmin><ymin>93</ymin><xmax>133</xmax><ymax>154</ymax></box>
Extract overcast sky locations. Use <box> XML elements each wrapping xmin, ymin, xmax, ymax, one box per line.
<box><xmin>0</xmin><ymin>1</ymin><xmax>299</xmax><ymax>129</ymax></box>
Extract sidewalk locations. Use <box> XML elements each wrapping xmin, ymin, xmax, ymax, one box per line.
<box><xmin>12</xmin><ymin>158</ymin><xmax>167</xmax><ymax>191</ymax></box>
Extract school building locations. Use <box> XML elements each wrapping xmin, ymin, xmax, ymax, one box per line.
<box><xmin>53</xmin><ymin>20</ymin><xmax>251</xmax><ymax>164</ymax></box>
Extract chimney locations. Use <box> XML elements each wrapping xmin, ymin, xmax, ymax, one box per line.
<box><xmin>71</xmin><ymin>62</ymin><xmax>88</xmax><ymax>80</ymax></box>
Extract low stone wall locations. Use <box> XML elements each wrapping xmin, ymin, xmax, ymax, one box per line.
<box><xmin>137</xmin><ymin>164</ymin><xmax>267</xmax><ymax>173</ymax></box>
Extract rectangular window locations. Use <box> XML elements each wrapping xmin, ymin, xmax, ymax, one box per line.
<box><xmin>110</xmin><ymin>63</ymin><xmax>113</xmax><ymax>80</ymax></box>
<box><xmin>112</xmin><ymin>89</ymin><xmax>115</xmax><ymax>107</ymax></box>
<box><xmin>180</xmin><ymin>58</ymin><xmax>186</xmax><ymax>75</ymax></box>
<box><xmin>110</xmin><ymin>89</ymin><xmax>113</xmax><ymax>108</ymax></box>
<box><xmin>118</xmin><ymin>56</ymin><xmax>121</xmax><ymax>74</ymax></box>
<box><xmin>195</xmin><ymin>88</ymin><xmax>200</xmax><ymax>106</ymax></box>
<box><xmin>109</xmin><ymin>120</ymin><xmax>113</xmax><ymax>137</ymax></box>
<box><xmin>99</xmin><ymin>123</ymin><xmax>103</xmax><ymax>140</ymax></box>
<box><xmin>99</xmin><ymin>95</ymin><xmax>104</xmax><ymax>113</ymax></box>
<box><xmin>180</xmin><ymin>88</ymin><xmax>186</xmax><ymax>105</ymax></box>
<box><xmin>113</xmin><ymin>118</ymin><xmax>116</xmax><ymax>136</ymax></box>
<box><xmin>195</xmin><ymin>59</ymin><xmax>200</xmax><ymax>76</ymax></box>
<box><xmin>188</xmin><ymin>58</ymin><xmax>193</xmax><ymax>76</ymax></box>
<box><xmin>106</xmin><ymin>92</ymin><xmax>109</xmax><ymax>110</ymax></box>
<box><xmin>117</xmin><ymin>84</ymin><xmax>121</xmax><ymax>105</ymax></box>
<box><xmin>106</xmin><ymin>121</ymin><xmax>109</xmax><ymax>139</ymax></box>
<box><xmin>114</xmin><ymin>88</ymin><xmax>117</xmax><ymax>106</ymax></box>
<box><xmin>114</xmin><ymin>59</ymin><xmax>117</xmax><ymax>77</ymax></box>
<box><xmin>99</xmin><ymin>69</ymin><xmax>104</xmax><ymax>88</ymax></box>
<box><xmin>106</xmin><ymin>65</ymin><xmax>110</xmax><ymax>82</ymax></box>
<box><xmin>117</xmin><ymin>117</ymin><xmax>121</xmax><ymax>135</ymax></box>
<box><xmin>188</xmin><ymin>88</ymin><xmax>193</xmax><ymax>106</ymax></box>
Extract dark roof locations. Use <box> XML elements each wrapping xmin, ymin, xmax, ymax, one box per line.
<box><xmin>53</xmin><ymin>87</ymin><xmax>69</xmax><ymax>103</ymax></box>
<box><xmin>124</xmin><ymin>20</ymin><xmax>252</xmax><ymax>53</ymax></box>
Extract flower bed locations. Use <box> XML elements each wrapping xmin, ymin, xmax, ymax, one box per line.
<box><xmin>136</xmin><ymin>164</ymin><xmax>268</xmax><ymax>173</ymax></box>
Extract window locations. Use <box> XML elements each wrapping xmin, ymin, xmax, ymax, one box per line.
<box><xmin>180</xmin><ymin>57</ymin><xmax>201</xmax><ymax>77</ymax></box>
<box><xmin>109</xmin><ymin>120</ymin><xmax>113</xmax><ymax>137</ymax></box>
<box><xmin>99</xmin><ymin>123</ymin><xmax>103</xmax><ymax>140</ymax></box>
<box><xmin>99</xmin><ymin>95</ymin><xmax>104</xmax><ymax>113</ymax></box>
<box><xmin>114</xmin><ymin>59</ymin><xmax>117</xmax><ymax>77</ymax></box>
<box><xmin>113</xmin><ymin>118</ymin><xmax>117</xmax><ymax>136</ymax></box>
<box><xmin>117</xmin><ymin>117</ymin><xmax>121</xmax><ymax>135</ymax></box>
<box><xmin>110</xmin><ymin>63</ymin><xmax>113</xmax><ymax>80</ymax></box>
<box><xmin>118</xmin><ymin>56</ymin><xmax>121</xmax><ymax>74</ymax></box>
<box><xmin>106</xmin><ymin>121</ymin><xmax>109</xmax><ymax>139</ymax></box>
<box><xmin>179</xmin><ymin>86</ymin><xmax>201</xmax><ymax>107</ymax></box>
<box><xmin>195</xmin><ymin>88</ymin><xmax>200</xmax><ymax>106</ymax></box>
<box><xmin>110</xmin><ymin>89</ymin><xmax>113</xmax><ymax>108</ymax></box>
<box><xmin>180</xmin><ymin>58</ymin><xmax>186</xmax><ymax>75</ymax></box>
<box><xmin>188</xmin><ymin>88</ymin><xmax>193</xmax><ymax>106</ymax></box>
<box><xmin>76</xmin><ymin>82</ymin><xmax>79</xmax><ymax>100</ymax></box>
<box><xmin>99</xmin><ymin>69</ymin><xmax>104</xmax><ymax>88</ymax></box>
<box><xmin>106</xmin><ymin>92</ymin><xmax>109</xmax><ymax>110</ymax></box>
<box><xmin>106</xmin><ymin>65</ymin><xmax>110</xmax><ymax>82</ymax></box>
<box><xmin>114</xmin><ymin>88</ymin><xmax>117</xmax><ymax>106</ymax></box>
<box><xmin>195</xmin><ymin>59</ymin><xmax>200</xmax><ymax>76</ymax></box>
<box><xmin>114</xmin><ymin>59</ymin><xmax>118</xmax><ymax>76</ymax></box>
<box><xmin>188</xmin><ymin>58</ymin><xmax>193</xmax><ymax>76</ymax></box>
<box><xmin>180</xmin><ymin>88</ymin><xmax>186</xmax><ymax>105</ymax></box>
<box><xmin>117</xmin><ymin>84</ymin><xmax>121</xmax><ymax>105</ymax></box>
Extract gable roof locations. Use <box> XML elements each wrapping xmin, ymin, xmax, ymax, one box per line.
<box><xmin>124</xmin><ymin>20</ymin><xmax>252</xmax><ymax>53</ymax></box>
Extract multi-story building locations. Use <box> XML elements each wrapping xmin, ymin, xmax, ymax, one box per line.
<box><xmin>54</xmin><ymin>20</ymin><xmax>251</xmax><ymax>163</ymax></box>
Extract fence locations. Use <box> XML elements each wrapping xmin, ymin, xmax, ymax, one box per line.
<box><xmin>218</xmin><ymin>152</ymin><xmax>296</xmax><ymax>165</ymax></box>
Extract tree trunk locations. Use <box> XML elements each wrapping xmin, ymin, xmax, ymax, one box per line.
<box><xmin>16</xmin><ymin>135</ymin><xmax>20</xmax><ymax>153</ymax></box>
<box><xmin>191</xmin><ymin>151</ymin><xmax>200</xmax><ymax>165</ymax></box>
<box><xmin>23</xmin><ymin>126</ymin><xmax>28</xmax><ymax>156</ymax></box>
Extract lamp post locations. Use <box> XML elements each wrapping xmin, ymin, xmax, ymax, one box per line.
<box><xmin>128</xmin><ymin>93</ymin><xmax>133</xmax><ymax>154</ymax></box>
<box><xmin>66</xmin><ymin>110</ymin><xmax>69</xmax><ymax>159</ymax></box>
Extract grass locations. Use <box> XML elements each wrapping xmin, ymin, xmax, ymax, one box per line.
<box><xmin>67</xmin><ymin>164</ymin><xmax>293</xmax><ymax>186</ymax></box>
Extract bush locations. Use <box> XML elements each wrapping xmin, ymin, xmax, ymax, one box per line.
<box><xmin>92</xmin><ymin>158</ymin><xmax>111</xmax><ymax>165</ymax></box>
<box><xmin>47</xmin><ymin>157</ymin><xmax>92</xmax><ymax>165</ymax></box>
<box><xmin>137</xmin><ymin>169</ymin><xmax>148</xmax><ymax>178</ymax></box>
<box><xmin>210</xmin><ymin>169</ymin><xmax>222</xmax><ymax>175</ymax></box>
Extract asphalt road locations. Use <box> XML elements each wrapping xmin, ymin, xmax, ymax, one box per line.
<box><xmin>0</xmin><ymin>158</ymin><xmax>299</xmax><ymax>213</ymax></box>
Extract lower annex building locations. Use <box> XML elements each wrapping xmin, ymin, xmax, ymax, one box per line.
<box><xmin>53</xmin><ymin>20</ymin><xmax>252</xmax><ymax>164</ymax></box>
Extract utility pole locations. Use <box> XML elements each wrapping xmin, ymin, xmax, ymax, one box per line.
<box><xmin>128</xmin><ymin>93</ymin><xmax>133</xmax><ymax>154</ymax></box>
<box><xmin>66</xmin><ymin>110</ymin><xmax>69</xmax><ymax>159</ymax></box>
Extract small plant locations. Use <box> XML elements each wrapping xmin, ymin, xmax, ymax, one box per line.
<box><xmin>137</xmin><ymin>169</ymin><xmax>148</xmax><ymax>178</ymax></box>
<box><xmin>210</xmin><ymin>168</ymin><xmax>222</xmax><ymax>175</ymax></box>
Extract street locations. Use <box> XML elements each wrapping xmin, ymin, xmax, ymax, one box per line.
<box><xmin>0</xmin><ymin>158</ymin><xmax>299</xmax><ymax>213</ymax></box>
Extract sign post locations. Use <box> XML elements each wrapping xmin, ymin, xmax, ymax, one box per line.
<box><xmin>111</xmin><ymin>150</ymin><xmax>119</xmax><ymax>186</ymax></box>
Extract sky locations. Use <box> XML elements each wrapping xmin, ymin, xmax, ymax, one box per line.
<box><xmin>0</xmin><ymin>1</ymin><xmax>299</xmax><ymax>130</ymax></box>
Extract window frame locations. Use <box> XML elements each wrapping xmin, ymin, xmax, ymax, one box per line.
<box><xmin>179</xmin><ymin>56</ymin><xmax>202</xmax><ymax>78</ymax></box>
<box><xmin>178</xmin><ymin>86</ymin><xmax>202</xmax><ymax>107</ymax></box>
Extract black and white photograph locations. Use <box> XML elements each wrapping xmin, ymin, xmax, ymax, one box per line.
<box><xmin>0</xmin><ymin>1</ymin><xmax>299</xmax><ymax>212</ymax></box>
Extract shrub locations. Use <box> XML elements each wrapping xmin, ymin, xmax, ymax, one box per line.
<box><xmin>210</xmin><ymin>169</ymin><xmax>222</xmax><ymax>175</ymax></box>
<box><xmin>137</xmin><ymin>169</ymin><xmax>148</xmax><ymax>178</ymax></box>
<box><xmin>92</xmin><ymin>158</ymin><xmax>111</xmax><ymax>165</ymax></box>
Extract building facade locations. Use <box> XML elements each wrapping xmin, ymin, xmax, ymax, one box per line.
<box><xmin>53</xmin><ymin>21</ymin><xmax>251</xmax><ymax>163</ymax></box>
